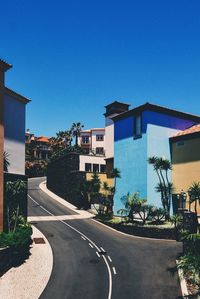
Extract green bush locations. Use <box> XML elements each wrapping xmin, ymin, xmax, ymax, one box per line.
<box><xmin>0</xmin><ymin>226</ymin><xmax>32</xmax><ymax>252</ymax></box>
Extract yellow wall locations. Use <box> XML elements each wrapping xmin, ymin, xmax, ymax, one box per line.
<box><xmin>171</xmin><ymin>137</ymin><xmax>200</xmax><ymax>214</ymax></box>
<box><xmin>86</xmin><ymin>173</ymin><xmax>114</xmax><ymax>193</ymax></box>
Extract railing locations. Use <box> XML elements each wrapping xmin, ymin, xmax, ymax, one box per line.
<box><xmin>81</xmin><ymin>148</ymin><xmax>105</xmax><ymax>156</ymax></box>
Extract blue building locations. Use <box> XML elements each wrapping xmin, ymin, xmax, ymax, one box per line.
<box><xmin>111</xmin><ymin>102</ymin><xmax>200</xmax><ymax>214</ymax></box>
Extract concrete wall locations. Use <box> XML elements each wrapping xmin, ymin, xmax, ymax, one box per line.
<box><xmin>113</xmin><ymin>115</ymin><xmax>147</xmax><ymax>214</ymax></box>
<box><xmin>4</xmin><ymin>94</ymin><xmax>26</xmax><ymax>175</ymax></box>
<box><xmin>91</xmin><ymin>130</ymin><xmax>105</xmax><ymax>151</ymax></box>
<box><xmin>144</xmin><ymin>110</ymin><xmax>196</xmax><ymax>210</ymax></box>
<box><xmin>79</xmin><ymin>155</ymin><xmax>105</xmax><ymax>171</ymax></box>
<box><xmin>113</xmin><ymin>109</ymin><xmax>197</xmax><ymax>214</ymax></box>
<box><xmin>171</xmin><ymin>137</ymin><xmax>200</xmax><ymax>214</ymax></box>
<box><xmin>105</xmin><ymin>117</ymin><xmax>114</xmax><ymax>159</ymax></box>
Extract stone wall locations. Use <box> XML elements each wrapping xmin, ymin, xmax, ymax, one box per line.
<box><xmin>47</xmin><ymin>153</ymin><xmax>87</xmax><ymax>207</ymax></box>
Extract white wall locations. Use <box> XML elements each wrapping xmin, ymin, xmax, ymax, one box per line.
<box><xmin>4</xmin><ymin>94</ymin><xmax>26</xmax><ymax>175</ymax></box>
<box><xmin>91</xmin><ymin>130</ymin><xmax>105</xmax><ymax>150</ymax></box>
<box><xmin>79</xmin><ymin>155</ymin><xmax>105</xmax><ymax>171</ymax></box>
<box><xmin>105</xmin><ymin>117</ymin><xmax>114</xmax><ymax>159</ymax></box>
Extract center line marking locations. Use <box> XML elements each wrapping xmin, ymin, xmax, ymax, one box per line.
<box><xmin>28</xmin><ymin>193</ymin><xmax>113</xmax><ymax>299</ymax></box>
<box><xmin>100</xmin><ymin>247</ymin><xmax>106</xmax><ymax>252</ymax></box>
<box><xmin>112</xmin><ymin>267</ymin><xmax>117</xmax><ymax>275</ymax></box>
<box><xmin>81</xmin><ymin>236</ymin><xmax>86</xmax><ymax>240</ymax></box>
<box><xmin>108</xmin><ymin>256</ymin><xmax>112</xmax><ymax>262</ymax></box>
<box><xmin>89</xmin><ymin>243</ymin><xmax>94</xmax><ymax>248</ymax></box>
<box><xmin>96</xmin><ymin>251</ymin><xmax>100</xmax><ymax>258</ymax></box>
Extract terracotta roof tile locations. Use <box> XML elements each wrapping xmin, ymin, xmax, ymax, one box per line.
<box><xmin>174</xmin><ymin>124</ymin><xmax>200</xmax><ymax>137</ymax></box>
<box><xmin>36</xmin><ymin>136</ymin><xmax>49</xmax><ymax>143</ymax></box>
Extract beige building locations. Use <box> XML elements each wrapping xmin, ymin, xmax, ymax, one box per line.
<box><xmin>170</xmin><ymin>124</ymin><xmax>200</xmax><ymax>214</ymax></box>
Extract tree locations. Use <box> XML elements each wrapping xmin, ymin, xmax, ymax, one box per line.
<box><xmin>188</xmin><ymin>182</ymin><xmax>200</xmax><ymax>214</ymax></box>
<box><xmin>148</xmin><ymin>156</ymin><xmax>173</xmax><ymax>219</ymax></box>
<box><xmin>71</xmin><ymin>122</ymin><xmax>84</xmax><ymax>146</ymax></box>
<box><xmin>3</xmin><ymin>151</ymin><xmax>10</xmax><ymax>172</ymax></box>
<box><xmin>56</xmin><ymin>130</ymin><xmax>72</xmax><ymax>148</ymax></box>
<box><xmin>110</xmin><ymin>168</ymin><xmax>121</xmax><ymax>210</ymax></box>
<box><xmin>102</xmin><ymin>182</ymin><xmax>114</xmax><ymax>214</ymax></box>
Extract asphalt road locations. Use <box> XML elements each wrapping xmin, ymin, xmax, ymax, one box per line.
<box><xmin>28</xmin><ymin>177</ymin><xmax>182</xmax><ymax>299</ymax></box>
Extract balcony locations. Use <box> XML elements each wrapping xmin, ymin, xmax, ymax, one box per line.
<box><xmin>81</xmin><ymin>148</ymin><xmax>105</xmax><ymax>156</ymax></box>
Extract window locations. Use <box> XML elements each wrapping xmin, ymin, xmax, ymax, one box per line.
<box><xmin>93</xmin><ymin>164</ymin><xmax>99</xmax><ymax>172</ymax></box>
<box><xmin>100</xmin><ymin>164</ymin><xmax>106</xmax><ymax>173</ymax></box>
<box><xmin>85</xmin><ymin>163</ymin><xmax>92</xmax><ymax>172</ymax></box>
<box><xmin>96</xmin><ymin>147</ymin><xmax>104</xmax><ymax>155</ymax></box>
<box><xmin>82</xmin><ymin>136</ymin><xmax>90</xmax><ymax>144</ymax></box>
<box><xmin>96</xmin><ymin>134</ymin><xmax>104</xmax><ymax>141</ymax></box>
<box><xmin>134</xmin><ymin>114</ymin><xmax>142</xmax><ymax>138</ymax></box>
<box><xmin>176</xmin><ymin>141</ymin><xmax>185</xmax><ymax>147</ymax></box>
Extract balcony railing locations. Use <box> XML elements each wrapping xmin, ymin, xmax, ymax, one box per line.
<box><xmin>81</xmin><ymin>147</ymin><xmax>105</xmax><ymax>156</ymax></box>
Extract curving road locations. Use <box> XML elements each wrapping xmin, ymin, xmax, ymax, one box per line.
<box><xmin>28</xmin><ymin>177</ymin><xmax>182</xmax><ymax>299</ymax></box>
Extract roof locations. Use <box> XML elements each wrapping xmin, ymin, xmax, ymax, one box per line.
<box><xmin>170</xmin><ymin>124</ymin><xmax>200</xmax><ymax>141</ymax></box>
<box><xmin>5</xmin><ymin>87</ymin><xmax>31</xmax><ymax>104</ymax></box>
<box><xmin>80</xmin><ymin>128</ymin><xmax>105</xmax><ymax>133</ymax></box>
<box><xmin>111</xmin><ymin>102</ymin><xmax>200</xmax><ymax>123</ymax></box>
<box><xmin>104</xmin><ymin>100</ymin><xmax>130</xmax><ymax>108</ymax></box>
<box><xmin>36</xmin><ymin>136</ymin><xmax>50</xmax><ymax>143</ymax></box>
<box><xmin>0</xmin><ymin>59</ymin><xmax>12</xmax><ymax>72</ymax></box>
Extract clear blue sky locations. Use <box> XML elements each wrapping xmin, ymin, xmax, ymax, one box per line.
<box><xmin>1</xmin><ymin>0</ymin><xmax>200</xmax><ymax>137</ymax></box>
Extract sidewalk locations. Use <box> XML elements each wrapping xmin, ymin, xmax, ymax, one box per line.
<box><xmin>0</xmin><ymin>226</ymin><xmax>53</xmax><ymax>299</ymax></box>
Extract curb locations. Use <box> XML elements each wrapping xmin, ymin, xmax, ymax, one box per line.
<box><xmin>39</xmin><ymin>180</ymin><xmax>94</xmax><ymax>219</ymax></box>
<box><xmin>92</xmin><ymin>219</ymin><xmax>177</xmax><ymax>243</ymax></box>
<box><xmin>0</xmin><ymin>225</ymin><xmax>53</xmax><ymax>299</ymax></box>
<box><xmin>176</xmin><ymin>260</ymin><xmax>189</xmax><ymax>297</ymax></box>
<box><xmin>39</xmin><ymin>180</ymin><xmax>177</xmax><ymax>243</ymax></box>
<box><xmin>39</xmin><ymin>179</ymin><xmax>184</xmax><ymax>297</ymax></box>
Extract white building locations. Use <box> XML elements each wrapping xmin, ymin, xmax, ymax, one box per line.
<box><xmin>104</xmin><ymin>101</ymin><xmax>130</xmax><ymax>175</ymax></box>
<box><xmin>78</xmin><ymin>128</ymin><xmax>106</xmax><ymax>172</ymax></box>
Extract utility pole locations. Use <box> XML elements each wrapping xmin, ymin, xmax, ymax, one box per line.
<box><xmin>0</xmin><ymin>59</ymin><xmax>12</xmax><ymax>231</ymax></box>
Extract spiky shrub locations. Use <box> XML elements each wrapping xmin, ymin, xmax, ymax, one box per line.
<box><xmin>177</xmin><ymin>232</ymin><xmax>200</xmax><ymax>293</ymax></box>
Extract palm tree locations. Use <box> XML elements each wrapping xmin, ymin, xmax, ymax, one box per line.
<box><xmin>3</xmin><ymin>151</ymin><xmax>10</xmax><ymax>172</ymax></box>
<box><xmin>71</xmin><ymin>122</ymin><xmax>84</xmax><ymax>146</ymax></box>
<box><xmin>111</xmin><ymin>168</ymin><xmax>121</xmax><ymax>191</ymax></box>
<box><xmin>56</xmin><ymin>130</ymin><xmax>72</xmax><ymax>148</ymax></box>
<box><xmin>110</xmin><ymin>168</ymin><xmax>121</xmax><ymax>210</ymax></box>
<box><xmin>188</xmin><ymin>182</ymin><xmax>200</xmax><ymax>214</ymax></box>
<box><xmin>148</xmin><ymin>156</ymin><xmax>173</xmax><ymax>218</ymax></box>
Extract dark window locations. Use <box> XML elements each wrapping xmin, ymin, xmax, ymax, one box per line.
<box><xmin>85</xmin><ymin>163</ymin><xmax>92</xmax><ymax>172</ymax></box>
<box><xmin>100</xmin><ymin>164</ymin><xmax>106</xmax><ymax>173</ymax></box>
<box><xmin>96</xmin><ymin>134</ymin><xmax>104</xmax><ymax>141</ymax></box>
<box><xmin>177</xmin><ymin>141</ymin><xmax>185</xmax><ymax>147</ymax></box>
<box><xmin>82</xmin><ymin>136</ymin><xmax>90</xmax><ymax>144</ymax></box>
<box><xmin>93</xmin><ymin>164</ymin><xmax>99</xmax><ymax>172</ymax></box>
<box><xmin>134</xmin><ymin>114</ymin><xmax>142</xmax><ymax>138</ymax></box>
<box><xmin>96</xmin><ymin>147</ymin><xmax>104</xmax><ymax>155</ymax></box>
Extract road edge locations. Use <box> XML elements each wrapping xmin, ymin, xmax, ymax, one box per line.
<box><xmin>176</xmin><ymin>260</ymin><xmax>189</xmax><ymax>297</ymax></box>
<box><xmin>0</xmin><ymin>225</ymin><xmax>53</xmax><ymax>299</ymax></box>
<box><xmin>39</xmin><ymin>180</ymin><xmax>94</xmax><ymax>219</ymax></box>
<box><xmin>39</xmin><ymin>179</ymin><xmax>184</xmax><ymax>298</ymax></box>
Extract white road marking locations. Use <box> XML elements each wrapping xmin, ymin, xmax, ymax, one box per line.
<box><xmin>96</xmin><ymin>252</ymin><xmax>100</xmax><ymax>258</ymax></box>
<box><xmin>89</xmin><ymin>243</ymin><xmax>94</xmax><ymax>248</ymax></box>
<box><xmin>100</xmin><ymin>247</ymin><xmax>106</xmax><ymax>253</ymax></box>
<box><xmin>112</xmin><ymin>267</ymin><xmax>117</xmax><ymax>275</ymax></box>
<box><xmin>108</xmin><ymin>256</ymin><xmax>112</xmax><ymax>262</ymax></box>
<box><xmin>28</xmin><ymin>194</ymin><xmax>113</xmax><ymax>299</ymax></box>
<box><xmin>81</xmin><ymin>236</ymin><xmax>86</xmax><ymax>240</ymax></box>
